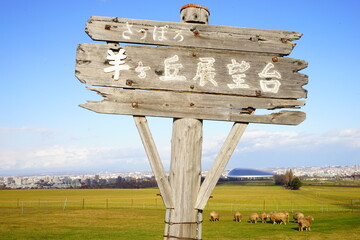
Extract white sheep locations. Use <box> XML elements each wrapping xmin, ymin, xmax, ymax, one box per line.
<box><xmin>293</xmin><ymin>212</ymin><xmax>305</xmax><ymax>223</ymax></box>
<box><xmin>234</xmin><ymin>211</ymin><xmax>242</xmax><ymax>222</ymax></box>
<box><xmin>281</xmin><ymin>211</ymin><xmax>289</xmax><ymax>223</ymax></box>
<box><xmin>298</xmin><ymin>216</ymin><xmax>314</xmax><ymax>231</ymax></box>
<box><xmin>260</xmin><ymin>212</ymin><xmax>268</xmax><ymax>223</ymax></box>
<box><xmin>209</xmin><ymin>211</ymin><xmax>219</xmax><ymax>221</ymax></box>
<box><xmin>270</xmin><ymin>212</ymin><xmax>287</xmax><ymax>225</ymax></box>
<box><xmin>249</xmin><ymin>213</ymin><xmax>259</xmax><ymax>223</ymax></box>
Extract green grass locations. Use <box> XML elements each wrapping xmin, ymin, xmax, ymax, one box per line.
<box><xmin>0</xmin><ymin>185</ymin><xmax>359</xmax><ymax>239</ymax></box>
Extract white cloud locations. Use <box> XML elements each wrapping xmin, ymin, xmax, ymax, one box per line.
<box><xmin>0</xmin><ymin>145</ymin><xmax>149</xmax><ymax>173</ymax></box>
<box><xmin>1</xmin><ymin>128</ymin><xmax>359</xmax><ymax>174</ymax></box>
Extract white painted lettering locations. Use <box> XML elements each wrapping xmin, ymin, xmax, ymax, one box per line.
<box><xmin>227</xmin><ymin>59</ymin><xmax>250</xmax><ymax>89</ymax></box>
<box><xmin>122</xmin><ymin>22</ymin><xmax>134</xmax><ymax>40</ymax></box>
<box><xmin>159</xmin><ymin>55</ymin><xmax>186</xmax><ymax>81</ymax></box>
<box><xmin>153</xmin><ymin>25</ymin><xmax>169</xmax><ymax>41</ymax></box>
<box><xmin>258</xmin><ymin>62</ymin><xmax>282</xmax><ymax>93</ymax></box>
<box><xmin>135</xmin><ymin>61</ymin><xmax>151</xmax><ymax>79</ymax></box>
<box><xmin>104</xmin><ymin>49</ymin><xmax>130</xmax><ymax>80</ymax></box>
<box><xmin>258</xmin><ymin>62</ymin><xmax>281</xmax><ymax>79</ymax></box>
<box><xmin>193</xmin><ymin>57</ymin><xmax>217</xmax><ymax>87</ymax></box>
<box><xmin>174</xmin><ymin>30</ymin><xmax>184</xmax><ymax>42</ymax></box>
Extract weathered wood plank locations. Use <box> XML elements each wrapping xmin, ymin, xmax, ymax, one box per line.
<box><xmin>86</xmin><ymin>86</ymin><xmax>305</xmax><ymax>110</ymax></box>
<box><xmin>76</xmin><ymin>43</ymin><xmax>308</xmax><ymax>99</ymax></box>
<box><xmin>86</xmin><ymin>16</ymin><xmax>301</xmax><ymax>55</ymax></box>
<box><xmin>80</xmin><ymin>87</ymin><xmax>306</xmax><ymax>125</ymax></box>
<box><xmin>133</xmin><ymin>116</ymin><xmax>173</xmax><ymax>209</ymax></box>
<box><xmin>169</xmin><ymin>118</ymin><xmax>202</xmax><ymax>238</ymax></box>
<box><xmin>195</xmin><ymin>121</ymin><xmax>248</xmax><ymax>210</ymax></box>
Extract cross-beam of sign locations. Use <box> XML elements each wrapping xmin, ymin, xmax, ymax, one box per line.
<box><xmin>76</xmin><ymin>43</ymin><xmax>307</xmax><ymax>125</ymax></box>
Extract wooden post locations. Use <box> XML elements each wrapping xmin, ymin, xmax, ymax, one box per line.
<box><xmin>166</xmin><ymin>5</ymin><xmax>210</xmax><ymax>240</ymax></box>
<box><xmin>169</xmin><ymin>118</ymin><xmax>203</xmax><ymax>239</ymax></box>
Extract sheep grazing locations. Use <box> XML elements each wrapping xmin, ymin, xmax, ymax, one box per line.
<box><xmin>234</xmin><ymin>211</ymin><xmax>242</xmax><ymax>222</ymax></box>
<box><xmin>281</xmin><ymin>211</ymin><xmax>289</xmax><ymax>223</ymax></box>
<box><xmin>209</xmin><ymin>211</ymin><xmax>220</xmax><ymax>221</ymax></box>
<box><xmin>249</xmin><ymin>213</ymin><xmax>259</xmax><ymax>223</ymax></box>
<box><xmin>298</xmin><ymin>216</ymin><xmax>314</xmax><ymax>231</ymax></box>
<box><xmin>270</xmin><ymin>212</ymin><xmax>287</xmax><ymax>225</ymax></box>
<box><xmin>293</xmin><ymin>212</ymin><xmax>305</xmax><ymax>223</ymax></box>
<box><xmin>260</xmin><ymin>212</ymin><xmax>268</xmax><ymax>223</ymax></box>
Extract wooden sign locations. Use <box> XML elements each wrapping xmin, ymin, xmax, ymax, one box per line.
<box><xmin>86</xmin><ymin>16</ymin><xmax>301</xmax><ymax>55</ymax></box>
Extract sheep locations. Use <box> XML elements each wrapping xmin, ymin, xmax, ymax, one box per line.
<box><xmin>234</xmin><ymin>211</ymin><xmax>242</xmax><ymax>222</ymax></box>
<box><xmin>260</xmin><ymin>212</ymin><xmax>268</xmax><ymax>223</ymax></box>
<box><xmin>269</xmin><ymin>212</ymin><xmax>287</xmax><ymax>225</ymax></box>
<box><xmin>209</xmin><ymin>211</ymin><xmax>219</xmax><ymax>221</ymax></box>
<box><xmin>298</xmin><ymin>216</ymin><xmax>314</xmax><ymax>231</ymax></box>
<box><xmin>293</xmin><ymin>212</ymin><xmax>305</xmax><ymax>223</ymax></box>
<box><xmin>281</xmin><ymin>211</ymin><xmax>289</xmax><ymax>223</ymax></box>
<box><xmin>249</xmin><ymin>213</ymin><xmax>259</xmax><ymax>223</ymax></box>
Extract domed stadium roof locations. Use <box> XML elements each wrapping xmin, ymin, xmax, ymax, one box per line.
<box><xmin>227</xmin><ymin>168</ymin><xmax>274</xmax><ymax>179</ymax></box>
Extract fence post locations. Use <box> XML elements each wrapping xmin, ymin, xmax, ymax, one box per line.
<box><xmin>106</xmin><ymin>198</ymin><xmax>109</xmax><ymax>209</ymax></box>
<box><xmin>21</xmin><ymin>201</ymin><xmax>24</xmax><ymax>215</ymax></box>
<box><xmin>263</xmin><ymin>200</ymin><xmax>266</xmax><ymax>211</ymax></box>
<box><xmin>82</xmin><ymin>198</ymin><xmax>85</xmax><ymax>209</ymax></box>
<box><xmin>63</xmin><ymin>198</ymin><xmax>67</xmax><ymax>211</ymax></box>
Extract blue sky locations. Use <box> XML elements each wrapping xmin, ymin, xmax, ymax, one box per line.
<box><xmin>0</xmin><ymin>0</ymin><xmax>359</xmax><ymax>176</ymax></box>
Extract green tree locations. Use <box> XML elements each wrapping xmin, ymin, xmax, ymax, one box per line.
<box><xmin>289</xmin><ymin>177</ymin><xmax>302</xmax><ymax>190</ymax></box>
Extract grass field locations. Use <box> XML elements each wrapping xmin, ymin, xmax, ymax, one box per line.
<box><xmin>0</xmin><ymin>185</ymin><xmax>359</xmax><ymax>240</ymax></box>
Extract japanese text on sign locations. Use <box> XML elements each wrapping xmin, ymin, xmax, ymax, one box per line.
<box><xmin>104</xmin><ymin>49</ymin><xmax>282</xmax><ymax>94</ymax></box>
<box><xmin>118</xmin><ymin>22</ymin><xmax>184</xmax><ymax>43</ymax></box>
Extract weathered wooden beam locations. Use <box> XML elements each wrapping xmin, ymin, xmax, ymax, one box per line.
<box><xmin>86</xmin><ymin>16</ymin><xmax>301</xmax><ymax>55</ymax></box>
<box><xmin>80</xmin><ymin>87</ymin><xmax>306</xmax><ymax>125</ymax></box>
<box><xmin>133</xmin><ymin>116</ymin><xmax>173</xmax><ymax>209</ymax></box>
<box><xmin>169</xmin><ymin>118</ymin><xmax>202</xmax><ymax>238</ymax></box>
<box><xmin>195</xmin><ymin>121</ymin><xmax>248</xmax><ymax>210</ymax></box>
<box><xmin>86</xmin><ymin>86</ymin><xmax>305</xmax><ymax>110</ymax></box>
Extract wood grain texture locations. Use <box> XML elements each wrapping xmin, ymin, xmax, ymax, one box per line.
<box><xmin>76</xmin><ymin>43</ymin><xmax>308</xmax><ymax>99</ymax></box>
<box><xmin>169</xmin><ymin>118</ymin><xmax>202</xmax><ymax>238</ymax></box>
<box><xmin>133</xmin><ymin>116</ymin><xmax>173</xmax><ymax>209</ymax></box>
<box><xmin>195</xmin><ymin>121</ymin><xmax>248</xmax><ymax>210</ymax></box>
<box><xmin>80</xmin><ymin>87</ymin><xmax>306</xmax><ymax>125</ymax></box>
<box><xmin>86</xmin><ymin>16</ymin><xmax>301</xmax><ymax>55</ymax></box>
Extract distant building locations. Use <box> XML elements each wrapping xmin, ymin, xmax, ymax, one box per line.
<box><xmin>227</xmin><ymin>168</ymin><xmax>274</xmax><ymax>180</ymax></box>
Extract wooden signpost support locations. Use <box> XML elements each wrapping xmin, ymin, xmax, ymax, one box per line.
<box><xmin>75</xmin><ymin>4</ymin><xmax>308</xmax><ymax>240</ymax></box>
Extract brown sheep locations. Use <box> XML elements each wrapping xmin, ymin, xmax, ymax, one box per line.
<box><xmin>209</xmin><ymin>211</ymin><xmax>219</xmax><ymax>221</ymax></box>
<box><xmin>293</xmin><ymin>212</ymin><xmax>305</xmax><ymax>223</ymax></box>
<box><xmin>260</xmin><ymin>212</ymin><xmax>268</xmax><ymax>223</ymax></box>
<box><xmin>249</xmin><ymin>213</ymin><xmax>259</xmax><ymax>223</ymax></box>
<box><xmin>234</xmin><ymin>211</ymin><xmax>242</xmax><ymax>222</ymax></box>
<box><xmin>270</xmin><ymin>212</ymin><xmax>287</xmax><ymax>225</ymax></box>
<box><xmin>298</xmin><ymin>216</ymin><xmax>314</xmax><ymax>231</ymax></box>
<box><xmin>281</xmin><ymin>211</ymin><xmax>289</xmax><ymax>223</ymax></box>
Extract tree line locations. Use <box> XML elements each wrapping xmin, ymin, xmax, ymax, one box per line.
<box><xmin>273</xmin><ymin>169</ymin><xmax>302</xmax><ymax>190</ymax></box>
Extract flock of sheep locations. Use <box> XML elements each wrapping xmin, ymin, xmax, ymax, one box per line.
<box><xmin>209</xmin><ymin>211</ymin><xmax>314</xmax><ymax>231</ymax></box>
